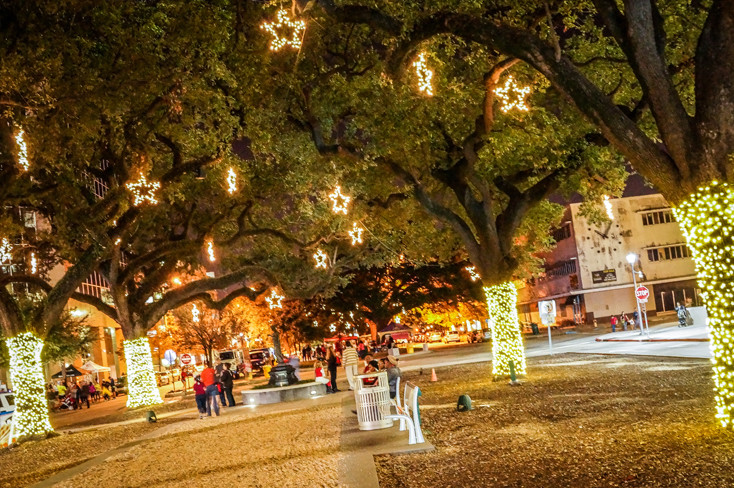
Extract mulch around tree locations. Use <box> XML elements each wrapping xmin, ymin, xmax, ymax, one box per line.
<box><xmin>376</xmin><ymin>354</ymin><xmax>734</xmax><ymax>488</ymax></box>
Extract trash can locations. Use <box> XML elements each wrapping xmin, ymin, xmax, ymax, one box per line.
<box><xmin>531</xmin><ymin>322</ymin><xmax>539</xmax><ymax>335</ymax></box>
<box><xmin>406</xmin><ymin>343</ymin><xmax>414</xmax><ymax>354</ymax></box>
<box><xmin>354</xmin><ymin>372</ymin><xmax>394</xmax><ymax>431</ymax></box>
<box><xmin>422</xmin><ymin>343</ymin><xmax>429</xmax><ymax>352</ymax></box>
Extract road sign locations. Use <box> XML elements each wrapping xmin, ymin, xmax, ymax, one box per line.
<box><xmin>538</xmin><ymin>300</ymin><xmax>557</xmax><ymax>326</ymax></box>
<box><xmin>164</xmin><ymin>349</ymin><xmax>177</xmax><ymax>364</ymax></box>
<box><xmin>635</xmin><ymin>285</ymin><xmax>650</xmax><ymax>303</ymax></box>
<box><xmin>180</xmin><ymin>353</ymin><xmax>192</xmax><ymax>365</ymax></box>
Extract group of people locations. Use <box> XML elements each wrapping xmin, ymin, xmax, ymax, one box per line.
<box><xmin>610</xmin><ymin>310</ymin><xmax>643</xmax><ymax>332</ymax></box>
<box><xmin>192</xmin><ymin>362</ymin><xmax>236</xmax><ymax>419</ymax></box>
<box><xmin>47</xmin><ymin>377</ymin><xmax>120</xmax><ymax>411</ymax></box>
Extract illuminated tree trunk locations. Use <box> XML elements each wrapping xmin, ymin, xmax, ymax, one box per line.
<box><xmin>674</xmin><ymin>181</ymin><xmax>734</xmax><ymax>428</ymax></box>
<box><xmin>484</xmin><ymin>282</ymin><xmax>526</xmax><ymax>377</ymax></box>
<box><xmin>7</xmin><ymin>332</ymin><xmax>53</xmax><ymax>439</ymax></box>
<box><xmin>123</xmin><ymin>337</ymin><xmax>163</xmax><ymax>408</ymax></box>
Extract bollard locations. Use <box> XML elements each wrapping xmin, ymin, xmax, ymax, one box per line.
<box><xmin>508</xmin><ymin>361</ymin><xmax>521</xmax><ymax>386</ymax></box>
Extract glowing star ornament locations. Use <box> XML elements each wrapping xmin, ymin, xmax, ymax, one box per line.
<box><xmin>484</xmin><ymin>282</ymin><xmax>526</xmax><ymax>377</ymax></box>
<box><xmin>603</xmin><ymin>195</ymin><xmax>614</xmax><ymax>220</ymax></box>
<box><xmin>412</xmin><ymin>52</ymin><xmax>434</xmax><ymax>96</ymax></box>
<box><xmin>465</xmin><ymin>266</ymin><xmax>481</xmax><ymax>282</ymax></box>
<box><xmin>265</xmin><ymin>289</ymin><xmax>284</xmax><ymax>309</ymax></box>
<box><xmin>494</xmin><ymin>76</ymin><xmax>532</xmax><ymax>113</ymax></box>
<box><xmin>206</xmin><ymin>239</ymin><xmax>216</xmax><ymax>262</ymax></box>
<box><xmin>329</xmin><ymin>185</ymin><xmax>351</xmax><ymax>215</ymax></box>
<box><xmin>192</xmin><ymin>303</ymin><xmax>200</xmax><ymax>323</ymax></box>
<box><xmin>226</xmin><ymin>167</ymin><xmax>237</xmax><ymax>195</ymax></box>
<box><xmin>260</xmin><ymin>9</ymin><xmax>305</xmax><ymax>51</ymax></box>
<box><xmin>123</xmin><ymin>337</ymin><xmax>163</xmax><ymax>408</ymax></box>
<box><xmin>313</xmin><ymin>249</ymin><xmax>328</xmax><ymax>269</ymax></box>
<box><xmin>15</xmin><ymin>129</ymin><xmax>29</xmax><ymax>172</ymax></box>
<box><xmin>126</xmin><ymin>173</ymin><xmax>160</xmax><ymax>206</ymax></box>
<box><xmin>348</xmin><ymin>222</ymin><xmax>364</xmax><ymax>245</ymax></box>
<box><xmin>0</xmin><ymin>238</ymin><xmax>12</xmax><ymax>264</ymax></box>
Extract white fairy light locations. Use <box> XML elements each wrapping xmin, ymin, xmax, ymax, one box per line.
<box><xmin>603</xmin><ymin>195</ymin><xmax>614</xmax><ymax>220</ymax></box>
<box><xmin>192</xmin><ymin>303</ymin><xmax>200</xmax><ymax>323</ymax></box>
<box><xmin>226</xmin><ymin>167</ymin><xmax>237</xmax><ymax>195</ymax></box>
<box><xmin>126</xmin><ymin>173</ymin><xmax>160</xmax><ymax>206</ymax></box>
<box><xmin>0</xmin><ymin>238</ymin><xmax>12</xmax><ymax>264</ymax></box>
<box><xmin>465</xmin><ymin>266</ymin><xmax>481</xmax><ymax>282</ymax></box>
<box><xmin>313</xmin><ymin>249</ymin><xmax>328</xmax><ymax>269</ymax></box>
<box><xmin>412</xmin><ymin>52</ymin><xmax>434</xmax><ymax>96</ymax></box>
<box><xmin>261</xmin><ymin>9</ymin><xmax>305</xmax><ymax>51</ymax></box>
<box><xmin>348</xmin><ymin>222</ymin><xmax>364</xmax><ymax>245</ymax></box>
<box><xmin>30</xmin><ymin>252</ymin><xmax>37</xmax><ymax>274</ymax></box>
<box><xmin>206</xmin><ymin>239</ymin><xmax>216</xmax><ymax>262</ymax></box>
<box><xmin>329</xmin><ymin>185</ymin><xmax>350</xmax><ymax>215</ymax></box>
<box><xmin>265</xmin><ymin>289</ymin><xmax>284</xmax><ymax>309</ymax></box>
<box><xmin>494</xmin><ymin>76</ymin><xmax>531</xmax><ymax>113</ymax></box>
<box><xmin>15</xmin><ymin>129</ymin><xmax>29</xmax><ymax>172</ymax></box>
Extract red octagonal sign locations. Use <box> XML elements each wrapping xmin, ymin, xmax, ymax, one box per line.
<box><xmin>635</xmin><ymin>286</ymin><xmax>650</xmax><ymax>302</ymax></box>
<box><xmin>180</xmin><ymin>353</ymin><xmax>193</xmax><ymax>365</ymax></box>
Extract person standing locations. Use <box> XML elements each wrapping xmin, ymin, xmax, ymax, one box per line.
<box><xmin>385</xmin><ymin>355</ymin><xmax>401</xmax><ymax>399</ymax></box>
<box><xmin>620</xmin><ymin>312</ymin><xmax>628</xmax><ymax>331</ymax></box>
<box><xmin>357</xmin><ymin>340</ymin><xmax>366</xmax><ymax>359</ymax></box>
<box><xmin>342</xmin><ymin>341</ymin><xmax>359</xmax><ymax>391</ymax></box>
<box><xmin>632</xmin><ymin>310</ymin><xmax>639</xmax><ymax>330</ymax></box>
<box><xmin>610</xmin><ymin>315</ymin><xmax>617</xmax><ymax>332</ymax></box>
<box><xmin>326</xmin><ymin>346</ymin><xmax>339</xmax><ymax>393</ymax></box>
<box><xmin>200</xmin><ymin>362</ymin><xmax>220</xmax><ymax>417</ymax></box>
<box><xmin>220</xmin><ymin>363</ymin><xmax>235</xmax><ymax>407</ymax></box>
<box><xmin>676</xmin><ymin>302</ymin><xmax>689</xmax><ymax>327</ymax></box>
<box><xmin>193</xmin><ymin>376</ymin><xmax>207</xmax><ymax>419</ymax></box>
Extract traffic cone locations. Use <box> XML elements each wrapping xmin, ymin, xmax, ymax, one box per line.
<box><xmin>431</xmin><ymin>368</ymin><xmax>438</xmax><ymax>382</ymax></box>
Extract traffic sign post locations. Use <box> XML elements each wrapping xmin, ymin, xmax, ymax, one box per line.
<box><xmin>539</xmin><ymin>300</ymin><xmax>557</xmax><ymax>355</ymax></box>
<box><xmin>180</xmin><ymin>353</ymin><xmax>192</xmax><ymax>365</ymax></box>
<box><xmin>635</xmin><ymin>286</ymin><xmax>650</xmax><ymax>303</ymax></box>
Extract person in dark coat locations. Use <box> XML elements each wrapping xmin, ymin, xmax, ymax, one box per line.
<box><xmin>326</xmin><ymin>346</ymin><xmax>339</xmax><ymax>393</ymax></box>
<box><xmin>220</xmin><ymin>363</ymin><xmax>235</xmax><ymax>407</ymax></box>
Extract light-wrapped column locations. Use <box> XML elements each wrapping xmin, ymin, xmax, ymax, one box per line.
<box><xmin>123</xmin><ymin>337</ymin><xmax>163</xmax><ymax>408</ymax></box>
<box><xmin>674</xmin><ymin>181</ymin><xmax>734</xmax><ymax>428</ymax></box>
<box><xmin>7</xmin><ymin>332</ymin><xmax>53</xmax><ymax>438</ymax></box>
<box><xmin>484</xmin><ymin>282</ymin><xmax>526</xmax><ymax>376</ymax></box>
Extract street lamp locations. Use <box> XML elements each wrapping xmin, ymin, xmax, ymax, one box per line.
<box><xmin>626</xmin><ymin>253</ymin><xmax>649</xmax><ymax>338</ymax></box>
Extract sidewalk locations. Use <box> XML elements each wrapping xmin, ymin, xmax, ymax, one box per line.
<box><xmin>595</xmin><ymin>320</ymin><xmax>709</xmax><ymax>342</ymax></box>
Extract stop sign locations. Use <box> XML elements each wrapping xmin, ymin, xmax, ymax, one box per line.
<box><xmin>180</xmin><ymin>353</ymin><xmax>192</xmax><ymax>365</ymax></box>
<box><xmin>635</xmin><ymin>286</ymin><xmax>650</xmax><ymax>302</ymax></box>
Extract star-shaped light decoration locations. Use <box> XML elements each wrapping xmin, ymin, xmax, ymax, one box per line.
<box><xmin>15</xmin><ymin>129</ymin><xmax>29</xmax><ymax>172</ymax></box>
<box><xmin>260</xmin><ymin>9</ymin><xmax>306</xmax><ymax>51</ymax></box>
<box><xmin>329</xmin><ymin>185</ymin><xmax>350</xmax><ymax>215</ymax></box>
<box><xmin>412</xmin><ymin>52</ymin><xmax>434</xmax><ymax>96</ymax></box>
<box><xmin>126</xmin><ymin>173</ymin><xmax>161</xmax><ymax>206</ymax></box>
<box><xmin>265</xmin><ymin>289</ymin><xmax>284</xmax><ymax>310</ymax></box>
<box><xmin>0</xmin><ymin>238</ymin><xmax>12</xmax><ymax>264</ymax></box>
<box><xmin>313</xmin><ymin>249</ymin><xmax>329</xmax><ymax>269</ymax></box>
<box><xmin>494</xmin><ymin>76</ymin><xmax>531</xmax><ymax>113</ymax></box>
<box><xmin>348</xmin><ymin>222</ymin><xmax>364</xmax><ymax>245</ymax></box>
<box><xmin>226</xmin><ymin>167</ymin><xmax>237</xmax><ymax>195</ymax></box>
<box><xmin>206</xmin><ymin>239</ymin><xmax>216</xmax><ymax>262</ymax></box>
<box><xmin>603</xmin><ymin>195</ymin><xmax>614</xmax><ymax>220</ymax></box>
<box><xmin>465</xmin><ymin>265</ymin><xmax>481</xmax><ymax>282</ymax></box>
<box><xmin>191</xmin><ymin>303</ymin><xmax>200</xmax><ymax>323</ymax></box>
<box><xmin>329</xmin><ymin>324</ymin><xmax>336</xmax><ymax>333</ymax></box>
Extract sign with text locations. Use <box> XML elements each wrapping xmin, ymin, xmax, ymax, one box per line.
<box><xmin>180</xmin><ymin>353</ymin><xmax>192</xmax><ymax>365</ymax></box>
<box><xmin>538</xmin><ymin>300</ymin><xmax>557</xmax><ymax>326</ymax></box>
<box><xmin>635</xmin><ymin>285</ymin><xmax>650</xmax><ymax>303</ymax></box>
<box><xmin>592</xmin><ymin>269</ymin><xmax>617</xmax><ymax>284</ymax></box>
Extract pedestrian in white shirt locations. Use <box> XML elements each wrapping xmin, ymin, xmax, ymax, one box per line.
<box><xmin>342</xmin><ymin>341</ymin><xmax>359</xmax><ymax>390</ymax></box>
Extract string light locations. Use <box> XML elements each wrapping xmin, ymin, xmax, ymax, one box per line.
<box><xmin>226</xmin><ymin>167</ymin><xmax>237</xmax><ymax>195</ymax></box>
<box><xmin>314</xmin><ymin>249</ymin><xmax>328</xmax><ymax>269</ymax></box>
<box><xmin>265</xmin><ymin>289</ymin><xmax>284</xmax><ymax>309</ymax></box>
<box><xmin>412</xmin><ymin>52</ymin><xmax>434</xmax><ymax>96</ymax></box>
<box><xmin>674</xmin><ymin>181</ymin><xmax>734</xmax><ymax>428</ymax></box>
<box><xmin>126</xmin><ymin>173</ymin><xmax>160</xmax><ymax>206</ymax></box>
<box><xmin>206</xmin><ymin>239</ymin><xmax>216</xmax><ymax>262</ymax></box>
<box><xmin>171</xmin><ymin>277</ymin><xmax>182</xmax><ymax>286</ymax></box>
<box><xmin>494</xmin><ymin>76</ymin><xmax>531</xmax><ymax>113</ymax></box>
<box><xmin>30</xmin><ymin>252</ymin><xmax>37</xmax><ymax>274</ymax></box>
<box><xmin>0</xmin><ymin>238</ymin><xmax>12</xmax><ymax>264</ymax></box>
<box><xmin>260</xmin><ymin>9</ymin><xmax>305</xmax><ymax>51</ymax></box>
<box><xmin>465</xmin><ymin>266</ymin><xmax>481</xmax><ymax>282</ymax></box>
<box><xmin>7</xmin><ymin>333</ymin><xmax>53</xmax><ymax>439</ymax></box>
<box><xmin>329</xmin><ymin>185</ymin><xmax>350</xmax><ymax>215</ymax></box>
<box><xmin>192</xmin><ymin>303</ymin><xmax>200</xmax><ymax>323</ymax></box>
<box><xmin>348</xmin><ymin>222</ymin><xmax>364</xmax><ymax>245</ymax></box>
<box><xmin>603</xmin><ymin>195</ymin><xmax>614</xmax><ymax>220</ymax></box>
<box><xmin>15</xmin><ymin>129</ymin><xmax>29</xmax><ymax>172</ymax></box>
<box><xmin>484</xmin><ymin>282</ymin><xmax>526</xmax><ymax>376</ymax></box>
<box><xmin>123</xmin><ymin>337</ymin><xmax>163</xmax><ymax>408</ymax></box>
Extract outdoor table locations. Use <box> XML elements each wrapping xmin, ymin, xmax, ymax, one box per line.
<box><xmin>354</xmin><ymin>371</ymin><xmax>394</xmax><ymax>430</ymax></box>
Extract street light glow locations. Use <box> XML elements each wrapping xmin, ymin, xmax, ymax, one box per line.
<box><xmin>626</xmin><ymin>253</ymin><xmax>637</xmax><ymax>265</ymax></box>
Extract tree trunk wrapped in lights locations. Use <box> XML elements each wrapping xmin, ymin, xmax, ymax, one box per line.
<box><xmin>484</xmin><ymin>282</ymin><xmax>526</xmax><ymax>377</ymax></box>
<box><xmin>7</xmin><ymin>332</ymin><xmax>53</xmax><ymax>438</ymax></box>
<box><xmin>123</xmin><ymin>337</ymin><xmax>162</xmax><ymax>408</ymax></box>
<box><xmin>674</xmin><ymin>181</ymin><xmax>734</xmax><ymax>428</ymax></box>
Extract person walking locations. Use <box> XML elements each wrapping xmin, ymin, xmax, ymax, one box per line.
<box><xmin>220</xmin><ymin>363</ymin><xmax>236</xmax><ymax>407</ymax></box>
<box><xmin>200</xmin><ymin>362</ymin><xmax>220</xmax><ymax>417</ymax></box>
<box><xmin>342</xmin><ymin>341</ymin><xmax>359</xmax><ymax>391</ymax></box>
<box><xmin>193</xmin><ymin>376</ymin><xmax>207</xmax><ymax>419</ymax></box>
<box><xmin>676</xmin><ymin>302</ymin><xmax>689</xmax><ymax>327</ymax></box>
<box><xmin>620</xmin><ymin>312</ymin><xmax>628</xmax><ymax>331</ymax></box>
<box><xmin>632</xmin><ymin>310</ymin><xmax>639</xmax><ymax>330</ymax></box>
<box><xmin>80</xmin><ymin>381</ymin><xmax>91</xmax><ymax>409</ymax></box>
<box><xmin>326</xmin><ymin>346</ymin><xmax>339</xmax><ymax>393</ymax></box>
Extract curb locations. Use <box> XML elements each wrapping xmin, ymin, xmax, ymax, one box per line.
<box><xmin>595</xmin><ymin>338</ymin><xmax>708</xmax><ymax>343</ymax></box>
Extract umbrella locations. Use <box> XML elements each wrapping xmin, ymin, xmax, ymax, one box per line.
<box><xmin>51</xmin><ymin>365</ymin><xmax>85</xmax><ymax>378</ymax></box>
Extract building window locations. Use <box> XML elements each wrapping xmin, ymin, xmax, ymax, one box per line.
<box><xmin>551</xmin><ymin>223</ymin><xmax>572</xmax><ymax>242</ymax></box>
<box><xmin>641</xmin><ymin>209</ymin><xmax>675</xmax><ymax>226</ymax></box>
<box><xmin>647</xmin><ymin>244</ymin><xmax>690</xmax><ymax>262</ymax></box>
<box><xmin>544</xmin><ymin>259</ymin><xmax>577</xmax><ymax>278</ymax></box>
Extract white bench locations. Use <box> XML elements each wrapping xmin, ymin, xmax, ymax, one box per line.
<box><xmin>383</xmin><ymin>377</ymin><xmax>425</xmax><ymax>445</ymax></box>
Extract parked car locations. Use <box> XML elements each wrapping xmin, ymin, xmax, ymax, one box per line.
<box><xmin>443</xmin><ymin>332</ymin><xmax>461</xmax><ymax>343</ymax></box>
<box><xmin>249</xmin><ymin>348</ymin><xmax>273</xmax><ymax>370</ymax></box>
<box><xmin>155</xmin><ymin>371</ymin><xmax>170</xmax><ymax>386</ymax></box>
<box><xmin>0</xmin><ymin>392</ymin><xmax>15</xmax><ymax>424</ymax></box>
<box><xmin>468</xmin><ymin>331</ymin><xmax>483</xmax><ymax>343</ymax></box>
<box><xmin>482</xmin><ymin>329</ymin><xmax>492</xmax><ymax>341</ymax></box>
<box><xmin>169</xmin><ymin>368</ymin><xmax>181</xmax><ymax>381</ymax></box>
<box><xmin>428</xmin><ymin>333</ymin><xmax>443</xmax><ymax>343</ymax></box>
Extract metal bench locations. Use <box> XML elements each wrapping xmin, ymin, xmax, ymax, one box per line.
<box><xmin>383</xmin><ymin>377</ymin><xmax>425</xmax><ymax>445</ymax></box>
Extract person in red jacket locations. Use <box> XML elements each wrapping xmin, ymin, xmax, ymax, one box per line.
<box><xmin>200</xmin><ymin>362</ymin><xmax>220</xmax><ymax>417</ymax></box>
<box><xmin>192</xmin><ymin>376</ymin><xmax>207</xmax><ymax>419</ymax></box>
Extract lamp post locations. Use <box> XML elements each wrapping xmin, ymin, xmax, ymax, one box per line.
<box><xmin>626</xmin><ymin>253</ymin><xmax>648</xmax><ymax>338</ymax></box>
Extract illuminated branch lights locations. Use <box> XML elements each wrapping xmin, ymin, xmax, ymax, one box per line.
<box><xmin>412</xmin><ymin>52</ymin><xmax>434</xmax><ymax>96</ymax></box>
<box><xmin>674</xmin><ymin>181</ymin><xmax>734</xmax><ymax>428</ymax></box>
<box><xmin>484</xmin><ymin>282</ymin><xmax>526</xmax><ymax>376</ymax></box>
<box><xmin>314</xmin><ymin>249</ymin><xmax>328</xmax><ymax>269</ymax></box>
<box><xmin>348</xmin><ymin>222</ymin><xmax>364</xmax><ymax>245</ymax></box>
<box><xmin>192</xmin><ymin>303</ymin><xmax>200</xmax><ymax>323</ymax></box>
<box><xmin>226</xmin><ymin>167</ymin><xmax>237</xmax><ymax>195</ymax></box>
<box><xmin>603</xmin><ymin>195</ymin><xmax>614</xmax><ymax>220</ymax></box>
<box><xmin>123</xmin><ymin>337</ymin><xmax>163</xmax><ymax>408</ymax></box>
<box><xmin>494</xmin><ymin>76</ymin><xmax>531</xmax><ymax>113</ymax></box>
<box><xmin>0</xmin><ymin>238</ymin><xmax>11</xmax><ymax>264</ymax></box>
<box><xmin>126</xmin><ymin>173</ymin><xmax>160</xmax><ymax>206</ymax></box>
<box><xmin>30</xmin><ymin>252</ymin><xmax>37</xmax><ymax>274</ymax></box>
<box><xmin>329</xmin><ymin>185</ymin><xmax>351</xmax><ymax>215</ymax></box>
<box><xmin>260</xmin><ymin>9</ymin><xmax>305</xmax><ymax>51</ymax></box>
<box><xmin>7</xmin><ymin>333</ymin><xmax>53</xmax><ymax>438</ymax></box>
<box><xmin>266</xmin><ymin>289</ymin><xmax>284</xmax><ymax>309</ymax></box>
<box><xmin>15</xmin><ymin>129</ymin><xmax>29</xmax><ymax>171</ymax></box>
<box><xmin>206</xmin><ymin>239</ymin><xmax>216</xmax><ymax>262</ymax></box>
<box><xmin>465</xmin><ymin>266</ymin><xmax>480</xmax><ymax>282</ymax></box>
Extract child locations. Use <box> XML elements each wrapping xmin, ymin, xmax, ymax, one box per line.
<box><xmin>193</xmin><ymin>376</ymin><xmax>207</xmax><ymax>419</ymax></box>
<box><xmin>314</xmin><ymin>360</ymin><xmax>331</xmax><ymax>390</ymax></box>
